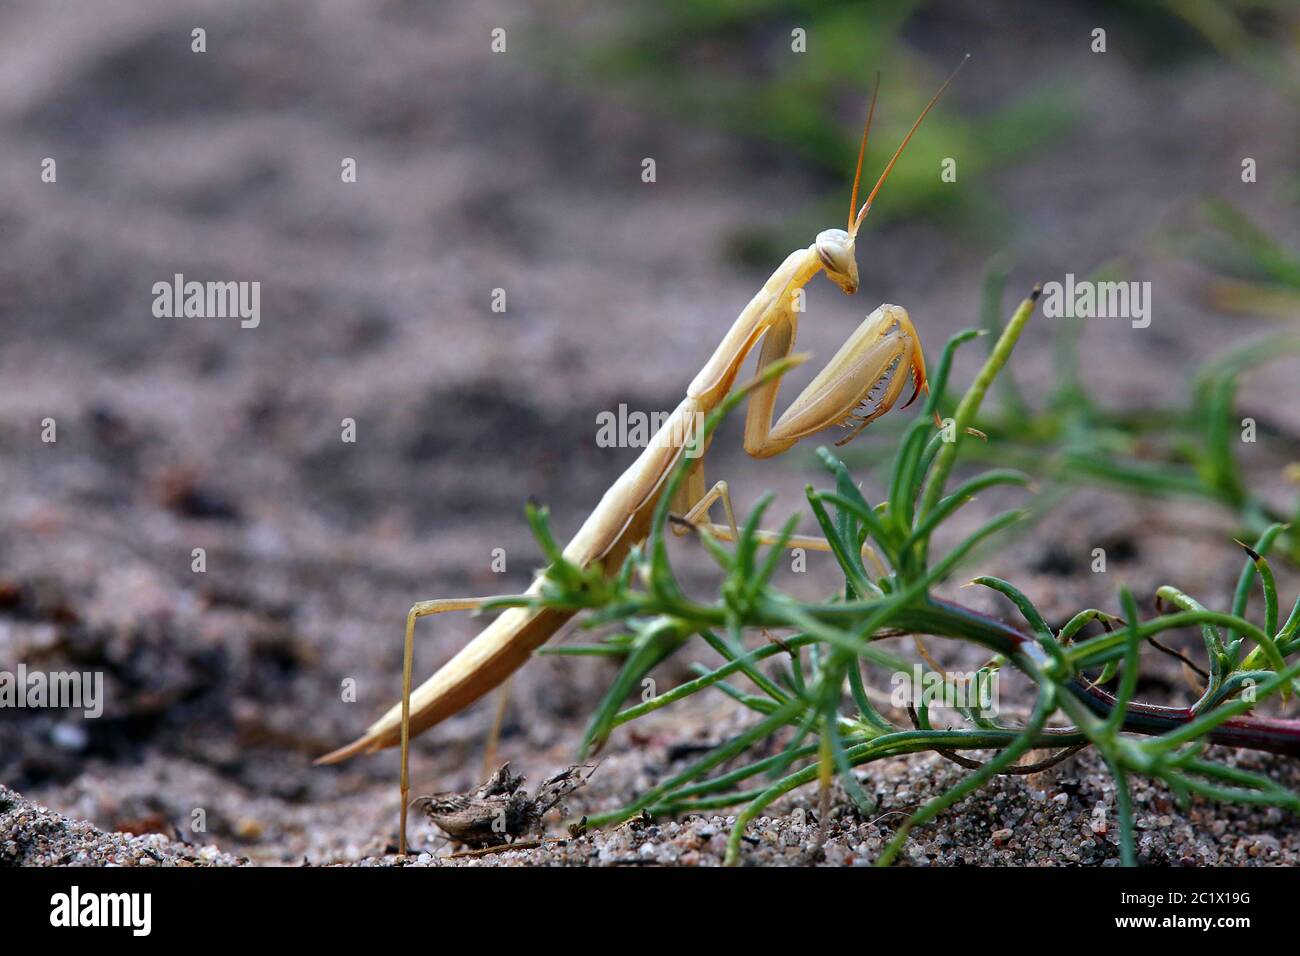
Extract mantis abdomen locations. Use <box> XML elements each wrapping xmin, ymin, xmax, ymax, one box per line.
<box><xmin>317</xmin><ymin>396</ymin><xmax>701</xmax><ymax>763</ymax></box>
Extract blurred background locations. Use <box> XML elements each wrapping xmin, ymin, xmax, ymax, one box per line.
<box><xmin>1</xmin><ymin>0</ymin><xmax>1298</xmax><ymax>863</ymax></box>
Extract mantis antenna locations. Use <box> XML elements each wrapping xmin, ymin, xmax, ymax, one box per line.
<box><xmin>847</xmin><ymin>72</ymin><xmax>881</xmax><ymax>233</ymax></box>
<box><xmin>849</xmin><ymin>53</ymin><xmax>971</xmax><ymax>238</ymax></box>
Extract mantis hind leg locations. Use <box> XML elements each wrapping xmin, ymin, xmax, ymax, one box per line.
<box><xmin>480</xmin><ymin>676</ymin><xmax>512</xmax><ymax>780</ymax></box>
<box><xmin>397</xmin><ymin>595</ymin><xmax>525</xmax><ymax>855</ymax></box>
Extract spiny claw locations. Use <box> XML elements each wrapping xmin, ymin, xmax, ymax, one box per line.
<box><xmin>900</xmin><ymin>354</ymin><xmax>927</xmax><ymax>410</ymax></box>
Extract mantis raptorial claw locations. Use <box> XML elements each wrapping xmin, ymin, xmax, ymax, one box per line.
<box><xmin>317</xmin><ymin>59</ymin><xmax>970</xmax><ymax>855</ymax></box>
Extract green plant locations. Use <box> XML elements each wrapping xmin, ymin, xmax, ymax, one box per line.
<box><xmin>1181</xmin><ymin>198</ymin><xmax>1300</xmax><ymax>318</ymax></box>
<box><xmin>843</xmin><ymin>258</ymin><xmax>1300</xmax><ymax>563</ymax></box>
<box><xmin>491</xmin><ymin>290</ymin><xmax>1300</xmax><ymax>865</ymax></box>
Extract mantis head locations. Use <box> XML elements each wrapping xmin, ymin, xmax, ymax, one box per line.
<box><xmin>820</xmin><ymin>55</ymin><xmax>970</xmax><ymax>297</ymax></box>
<box><xmin>816</xmin><ymin>228</ymin><xmax>860</xmax><ymax>295</ymax></box>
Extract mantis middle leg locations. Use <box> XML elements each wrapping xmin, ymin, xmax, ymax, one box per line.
<box><xmin>672</xmin><ymin>470</ymin><xmax>890</xmax><ymax>578</ymax></box>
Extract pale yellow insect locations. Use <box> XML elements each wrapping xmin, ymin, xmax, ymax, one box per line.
<box><xmin>318</xmin><ymin>58</ymin><xmax>968</xmax><ymax>854</ymax></box>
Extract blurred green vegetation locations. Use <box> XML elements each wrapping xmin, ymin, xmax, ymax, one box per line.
<box><xmin>1108</xmin><ymin>0</ymin><xmax>1300</xmax><ymax>94</ymax></box>
<box><xmin>534</xmin><ymin>0</ymin><xmax>1296</xmax><ymax>261</ymax></box>
<box><xmin>1174</xmin><ymin>199</ymin><xmax>1300</xmax><ymax>318</ymax></box>
<box><xmin>536</xmin><ymin>0</ymin><xmax>1079</xmax><ymax>256</ymax></box>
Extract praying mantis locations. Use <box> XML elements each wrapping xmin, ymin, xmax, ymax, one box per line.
<box><xmin>318</xmin><ymin>57</ymin><xmax>970</xmax><ymax>854</ymax></box>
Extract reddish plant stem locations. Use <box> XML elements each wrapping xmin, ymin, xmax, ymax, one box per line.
<box><xmin>898</xmin><ymin>598</ymin><xmax>1300</xmax><ymax>758</ymax></box>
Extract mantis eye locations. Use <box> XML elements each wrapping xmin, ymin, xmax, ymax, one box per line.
<box><xmin>815</xmin><ymin>228</ymin><xmax>853</xmax><ymax>273</ymax></box>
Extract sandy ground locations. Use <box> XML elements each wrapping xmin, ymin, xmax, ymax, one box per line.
<box><xmin>2</xmin><ymin>0</ymin><xmax>1299</xmax><ymax>865</ymax></box>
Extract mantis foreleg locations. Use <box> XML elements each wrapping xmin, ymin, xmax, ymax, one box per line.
<box><xmin>744</xmin><ymin>303</ymin><xmax>927</xmax><ymax>458</ymax></box>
